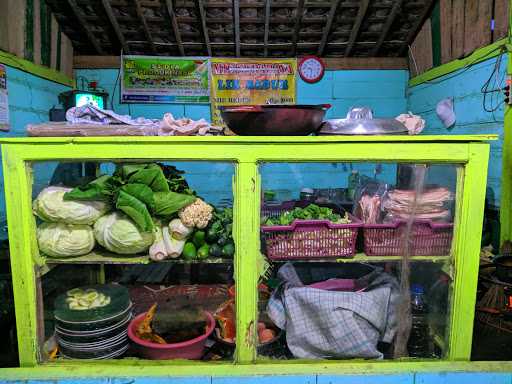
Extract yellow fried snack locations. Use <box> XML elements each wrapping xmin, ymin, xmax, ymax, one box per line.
<box><xmin>135</xmin><ymin>303</ymin><xmax>167</xmax><ymax>345</ymax></box>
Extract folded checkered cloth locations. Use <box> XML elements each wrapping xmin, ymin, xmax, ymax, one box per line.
<box><xmin>267</xmin><ymin>263</ymin><xmax>399</xmax><ymax>359</ymax></box>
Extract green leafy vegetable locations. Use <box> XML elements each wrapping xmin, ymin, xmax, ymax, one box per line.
<box><xmin>153</xmin><ymin>191</ymin><xmax>196</xmax><ymax>217</ymax></box>
<box><xmin>64</xmin><ymin>163</ymin><xmax>197</xmax><ymax>231</ymax></box>
<box><xmin>125</xmin><ymin>164</ymin><xmax>169</xmax><ymax>192</ymax></box>
<box><xmin>204</xmin><ymin>207</ymin><xmax>233</xmax><ymax>248</ymax></box>
<box><xmin>121</xmin><ymin>183</ymin><xmax>155</xmax><ymax>208</ymax></box>
<box><xmin>63</xmin><ymin>174</ymin><xmax>116</xmax><ymax>201</ymax></box>
<box><xmin>115</xmin><ymin>189</ymin><xmax>155</xmax><ymax>232</ymax></box>
<box><xmin>263</xmin><ymin>204</ymin><xmax>350</xmax><ymax>226</ymax></box>
<box><xmin>160</xmin><ymin>164</ymin><xmax>195</xmax><ymax>195</ymax></box>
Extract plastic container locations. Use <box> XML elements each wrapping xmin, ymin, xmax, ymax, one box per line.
<box><xmin>261</xmin><ymin>201</ymin><xmax>296</xmax><ymax>219</ymax></box>
<box><xmin>362</xmin><ymin>219</ymin><xmax>453</xmax><ymax>256</ymax></box>
<box><xmin>261</xmin><ymin>216</ymin><xmax>362</xmax><ymax>260</ymax></box>
<box><xmin>299</xmin><ymin>188</ymin><xmax>315</xmax><ymax>203</ymax></box>
<box><xmin>212</xmin><ymin>325</ymin><xmax>286</xmax><ymax>358</ymax></box>
<box><xmin>408</xmin><ymin>284</ymin><xmax>431</xmax><ymax>358</ymax></box>
<box><xmin>127</xmin><ymin>311</ymin><xmax>215</xmax><ymax>360</ymax></box>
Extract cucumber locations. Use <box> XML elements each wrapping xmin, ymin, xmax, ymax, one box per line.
<box><xmin>197</xmin><ymin>244</ymin><xmax>210</xmax><ymax>260</ymax></box>
<box><xmin>182</xmin><ymin>242</ymin><xmax>197</xmax><ymax>260</ymax></box>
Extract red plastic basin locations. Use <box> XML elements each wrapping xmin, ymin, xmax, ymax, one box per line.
<box><xmin>128</xmin><ymin>311</ymin><xmax>215</xmax><ymax>360</ymax></box>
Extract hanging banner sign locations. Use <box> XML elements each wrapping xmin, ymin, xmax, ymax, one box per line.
<box><xmin>209</xmin><ymin>58</ymin><xmax>297</xmax><ymax>126</ymax></box>
<box><xmin>121</xmin><ymin>56</ymin><xmax>210</xmax><ymax>103</ymax></box>
<box><xmin>0</xmin><ymin>64</ymin><xmax>9</xmax><ymax>131</ymax></box>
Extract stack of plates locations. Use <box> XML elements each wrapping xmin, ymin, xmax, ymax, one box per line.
<box><xmin>54</xmin><ymin>284</ymin><xmax>132</xmax><ymax>360</ymax></box>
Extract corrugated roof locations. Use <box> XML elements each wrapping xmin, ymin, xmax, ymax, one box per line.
<box><xmin>46</xmin><ymin>0</ymin><xmax>436</xmax><ymax>57</ymax></box>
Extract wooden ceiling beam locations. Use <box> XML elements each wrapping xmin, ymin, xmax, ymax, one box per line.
<box><xmin>133</xmin><ymin>0</ymin><xmax>157</xmax><ymax>54</ymax></box>
<box><xmin>234</xmin><ymin>0</ymin><xmax>241</xmax><ymax>56</ymax></box>
<box><xmin>101</xmin><ymin>0</ymin><xmax>129</xmax><ymax>53</ymax></box>
<box><xmin>344</xmin><ymin>0</ymin><xmax>370</xmax><ymax>57</ymax></box>
<box><xmin>399</xmin><ymin>0</ymin><xmax>437</xmax><ymax>56</ymax></box>
<box><xmin>370</xmin><ymin>0</ymin><xmax>403</xmax><ymax>56</ymax></box>
<box><xmin>291</xmin><ymin>0</ymin><xmax>306</xmax><ymax>57</ymax></box>
<box><xmin>317</xmin><ymin>0</ymin><xmax>342</xmax><ymax>56</ymax></box>
<box><xmin>263</xmin><ymin>0</ymin><xmax>271</xmax><ymax>57</ymax></box>
<box><xmin>66</xmin><ymin>0</ymin><xmax>105</xmax><ymax>54</ymax></box>
<box><xmin>73</xmin><ymin>55</ymin><xmax>408</xmax><ymax>70</ymax></box>
<box><xmin>197</xmin><ymin>0</ymin><xmax>212</xmax><ymax>56</ymax></box>
<box><xmin>164</xmin><ymin>0</ymin><xmax>185</xmax><ymax>56</ymax></box>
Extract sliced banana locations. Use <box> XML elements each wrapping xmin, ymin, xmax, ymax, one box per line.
<box><xmin>67</xmin><ymin>288</ymin><xmax>83</xmax><ymax>297</ymax></box>
<box><xmin>84</xmin><ymin>291</ymin><xmax>99</xmax><ymax>301</ymax></box>
<box><xmin>66</xmin><ymin>288</ymin><xmax>111</xmax><ymax>310</ymax></box>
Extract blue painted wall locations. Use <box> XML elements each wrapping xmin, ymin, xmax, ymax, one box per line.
<box><xmin>76</xmin><ymin>68</ymin><xmax>408</xmax><ymax>121</ymax></box>
<box><xmin>0</xmin><ymin>65</ymin><xmax>71</xmax><ymax>239</ymax></box>
<box><xmin>1</xmin><ymin>372</ymin><xmax>512</xmax><ymax>384</ymax></box>
<box><xmin>0</xmin><ymin>67</ymin><xmax>408</xmax><ymax>242</ymax></box>
<box><xmin>4</xmin><ymin>67</ymin><xmax>70</xmax><ymax>137</ymax></box>
<box><xmin>407</xmin><ymin>56</ymin><xmax>506</xmax><ymax>209</ymax></box>
<box><xmin>75</xmin><ymin>68</ymin><xmax>408</xmax><ymax>204</ymax></box>
<box><xmin>0</xmin><ymin>64</ymin><xmax>510</xmax><ymax>384</ymax></box>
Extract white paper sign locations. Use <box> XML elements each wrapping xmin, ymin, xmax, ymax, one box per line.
<box><xmin>0</xmin><ymin>64</ymin><xmax>9</xmax><ymax>131</ymax></box>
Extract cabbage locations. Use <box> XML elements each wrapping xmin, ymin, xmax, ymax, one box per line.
<box><xmin>33</xmin><ymin>186</ymin><xmax>109</xmax><ymax>225</ymax></box>
<box><xmin>37</xmin><ymin>222</ymin><xmax>95</xmax><ymax>258</ymax></box>
<box><xmin>93</xmin><ymin>212</ymin><xmax>154</xmax><ymax>254</ymax></box>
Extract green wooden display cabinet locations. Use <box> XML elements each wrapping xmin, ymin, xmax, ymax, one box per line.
<box><xmin>0</xmin><ymin>135</ymin><xmax>494</xmax><ymax>375</ymax></box>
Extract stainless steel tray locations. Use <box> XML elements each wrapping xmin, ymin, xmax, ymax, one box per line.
<box><xmin>319</xmin><ymin>107</ymin><xmax>408</xmax><ymax>135</ymax></box>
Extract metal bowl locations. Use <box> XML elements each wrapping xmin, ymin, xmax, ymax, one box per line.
<box><xmin>220</xmin><ymin>104</ymin><xmax>330</xmax><ymax>136</ymax></box>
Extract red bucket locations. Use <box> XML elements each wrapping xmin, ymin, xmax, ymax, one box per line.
<box><xmin>128</xmin><ymin>311</ymin><xmax>215</xmax><ymax>360</ymax></box>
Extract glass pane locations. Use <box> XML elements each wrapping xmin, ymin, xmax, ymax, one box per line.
<box><xmin>31</xmin><ymin>160</ymin><xmax>235</xmax><ymax>362</ymax></box>
<box><xmin>258</xmin><ymin>162</ymin><xmax>459</xmax><ymax>360</ymax></box>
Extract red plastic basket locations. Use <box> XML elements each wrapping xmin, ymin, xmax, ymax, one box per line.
<box><xmin>261</xmin><ymin>216</ymin><xmax>362</xmax><ymax>260</ymax></box>
<box><xmin>363</xmin><ymin>219</ymin><xmax>453</xmax><ymax>256</ymax></box>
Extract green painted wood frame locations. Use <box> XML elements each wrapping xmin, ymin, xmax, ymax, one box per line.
<box><xmin>0</xmin><ymin>136</ymin><xmax>491</xmax><ymax>374</ymax></box>
<box><xmin>500</xmin><ymin>1</ymin><xmax>512</xmax><ymax>245</ymax></box>
<box><xmin>0</xmin><ymin>50</ymin><xmax>74</xmax><ymax>87</ymax></box>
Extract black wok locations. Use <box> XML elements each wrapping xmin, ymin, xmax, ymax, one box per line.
<box><xmin>219</xmin><ymin>104</ymin><xmax>330</xmax><ymax>136</ymax></box>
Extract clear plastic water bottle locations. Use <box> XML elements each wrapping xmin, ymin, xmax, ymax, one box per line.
<box><xmin>407</xmin><ymin>284</ymin><xmax>430</xmax><ymax>357</ymax></box>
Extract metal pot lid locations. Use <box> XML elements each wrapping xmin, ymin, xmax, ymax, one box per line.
<box><xmin>319</xmin><ymin>106</ymin><xmax>408</xmax><ymax>135</ymax></box>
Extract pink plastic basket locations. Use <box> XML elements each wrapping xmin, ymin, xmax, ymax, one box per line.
<box><xmin>127</xmin><ymin>311</ymin><xmax>215</xmax><ymax>360</ymax></box>
<box><xmin>261</xmin><ymin>215</ymin><xmax>362</xmax><ymax>260</ymax></box>
<box><xmin>363</xmin><ymin>219</ymin><xmax>453</xmax><ymax>256</ymax></box>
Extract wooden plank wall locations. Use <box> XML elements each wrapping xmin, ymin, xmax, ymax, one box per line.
<box><xmin>0</xmin><ymin>0</ymin><xmax>73</xmax><ymax>78</ymax></box>
<box><xmin>409</xmin><ymin>0</ymin><xmax>509</xmax><ymax>75</ymax></box>
<box><xmin>409</xmin><ymin>20</ymin><xmax>434</xmax><ymax>78</ymax></box>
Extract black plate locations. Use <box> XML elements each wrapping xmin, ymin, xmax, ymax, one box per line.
<box><xmin>55</xmin><ymin>302</ymin><xmax>132</xmax><ymax>332</ymax></box>
<box><xmin>54</xmin><ymin>284</ymin><xmax>130</xmax><ymax>324</ymax></box>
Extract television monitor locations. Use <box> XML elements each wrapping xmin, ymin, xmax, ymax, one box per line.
<box><xmin>75</xmin><ymin>92</ymin><xmax>105</xmax><ymax>109</ymax></box>
<box><xmin>59</xmin><ymin>90</ymin><xmax>108</xmax><ymax>111</ymax></box>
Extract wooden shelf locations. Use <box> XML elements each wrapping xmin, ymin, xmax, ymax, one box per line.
<box><xmin>44</xmin><ymin>251</ymin><xmax>233</xmax><ymax>265</ymax></box>
<box><xmin>269</xmin><ymin>253</ymin><xmax>451</xmax><ymax>263</ymax></box>
<box><xmin>43</xmin><ymin>250</ymin><xmax>449</xmax><ymax>266</ymax></box>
